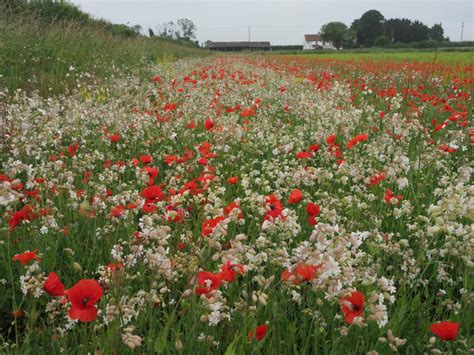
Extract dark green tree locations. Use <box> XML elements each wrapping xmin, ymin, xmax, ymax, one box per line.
<box><xmin>320</xmin><ymin>21</ymin><xmax>349</xmax><ymax>49</ymax></box>
<box><xmin>384</xmin><ymin>18</ymin><xmax>412</xmax><ymax>43</ymax></box>
<box><xmin>374</xmin><ymin>35</ymin><xmax>390</xmax><ymax>47</ymax></box>
<box><xmin>429</xmin><ymin>23</ymin><xmax>445</xmax><ymax>41</ymax></box>
<box><xmin>343</xmin><ymin>29</ymin><xmax>357</xmax><ymax>48</ymax></box>
<box><xmin>409</xmin><ymin>20</ymin><xmax>430</xmax><ymax>42</ymax></box>
<box><xmin>353</xmin><ymin>10</ymin><xmax>385</xmax><ymax>47</ymax></box>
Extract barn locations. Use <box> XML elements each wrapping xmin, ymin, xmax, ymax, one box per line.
<box><xmin>206</xmin><ymin>41</ymin><xmax>271</xmax><ymax>51</ymax></box>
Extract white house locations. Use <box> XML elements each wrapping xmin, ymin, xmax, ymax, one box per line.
<box><xmin>303</xmin><ymin>34</ymin><xmax>337</xmax><ymax>50</ymax></box>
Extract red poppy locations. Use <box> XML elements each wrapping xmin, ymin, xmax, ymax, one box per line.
<box><xmin>326</xmin><ymin>134</ymin><xmax>337</xmax><ymax>145</ymax></box>
<box><xmin>110</xmin><ymin>205</ymin><xmax>126</xmax><ymax>218</ymax></box>
<box><xmin>308</xmin><ymin>144</ymin><xmax>320</xmax><ymax>152</ymax></box>
<box><xmin>67</xmin><ymin>143</ymin><xmax>79</xmax><ymax>157</ymax></box>
<box><xmin>287</xmin><ymin>189</ymin><xmax>303</xmax><ymax>204</ymax></box>
<box><xmin>11</xmin><ymin>181</ymin><xmax>23</xmax><ymax>190</ymax></box>
<box><xmin>163</xmin><ymin>102</ymin><xmax>177</xmax><ymax>112</ymax></box>
<box><xmin>11</xmin><ymin>309</ymin><xmax>22</xmax><ymax>318</ymax></box>
<box><xmin>223</xmin><ymin>201</ymin><xmax>240</xmax><ymax>218</ymax></box>
<box><xmin>340</xmin><ymin>291</ymin><xmax>365</xmax><ymax>324</ymax></box>
<box><xmin>68</xmin><ymin>279</ymin><xmax>103</xmax><ymax>322</ymax></box>
<box><xmin>384</xmin><ymin>188</ymin><xmax>403</xmax><ymax>204</ymax></box>
<box><xmin>439</xmin><ymin>144</ymin><xmax>457</xmax><ymax>153</ymax></box>
<box><xmin>198</xmin><ymin>158</ymin><xmax>209</xmax><ymax>166</ymax></box>
<box><xmin>195</xmin><ymin>271</ymin><xmax>222</xmax><ymax>295</ymax></box>
<box><xmin>164</xmin><ymin>155</ymin><xmax>177</xmax><ymax>165</ymax></box>
<box><xmin>204</xmin><ymin>118</ymin><xmax>214</xmax><ymax>131</ymax></box>
<box><xmin>43</xmin><ymin>272</ymin><xmax>66</xmax><ymax>297</ymax></box>
<box><xmin>296</xmin><ymin>151</ymin><xmax>312</xmax><ymax>159</ymax></box>
<box><xmin>306</xmin><ymin>202</ymin><xmax>320</xmax><ymax>216</ymax></box>
<box><xmin>248</xmin><ymin>324</ymin><xmax>268</xmax><ymax>341</ymax></box>
<box><xmin>139</xmin><ymin>155</ymin><xmax>153</xmax><ymax>165</ymax></box>
<box><xmin>141</xmin><ymin>185</ymin><xmax>165</xmax><ymax>203</ymax></box>
<box><xmin>240</xmin><ymin>107</ymin><xmax>256</xmax><ymax>117</ymax></box>
<box><xmin>109</xmin><ymin>134</ymin><xmax>121</xmax><ymax>143</ymax></box>
<box><xmin>429</xmin><ymin>321</ymin><xmax>460</xmax><ymax>341</ymax></box>
<box><xmin>201</xmin><ymin>216</ymin><xmax>225</xmax><ymax>237</ymax></box>
<box><xmin>281</xmin><ymin>264</ymin><xmax>320</xmax><ymax>285</ymax></box>
<box><xmin>141</xmin><ymin>202</ymin><xmax>157</xmax><ymax>214</ymax></box>
<box><xmin>227</xmin><ymin>176</ymin><xmax>238</xmax><ymax>184</ymax></box>
<box><xmin>106</xmin><ymin>262</ymin><xmax>123</xmax><ymax>273</ymax></box>
<box><xmin>143</xmin><ymin>166</ymin><xmax>159</xmax><ymax>186</ymax></box>
<box><xmin>307</xmin><ymin>216</ymin><xmax>318</xmax><ymax>225</ymax></box>
<box><xmin>9</xmin><ymin>205</ymin><xmax>36</xmax><ymax>231</ymax></box>
<box><xmin>367</xmin><ymin>172</ymin><xmax>386</xmax><ymax>187</ymax></box>
<box><xmin>220</xmin><ymin>261</ymin><xmax>244</xmax><ymax>282</ymax></box>
<box><xmin>346</xmin><ymin>134</ymin><xmax>369</xmax><ymax>149</ymax></box>
<box><xmin>263</xmin><ymin>194</ymin><xmax>285</xmax><ymax>221</ymax></box>
<box><xmin>12</xmin><ymin>250</ymin><xmax>41</xmax><ymax>265</ymax></box>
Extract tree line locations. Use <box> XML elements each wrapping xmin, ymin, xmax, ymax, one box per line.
<box><xmin>148</xmin><ymin>19</ymin><xmax>198</xmax><ymax>47</ymax></box>
<box><xmin>320</xmin><ymin>10</ymin><xmax>447</xmax><ymax>49</ymax></box>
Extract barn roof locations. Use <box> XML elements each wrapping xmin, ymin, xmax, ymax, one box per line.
<box><xmin>207</xmin><ymin>41</ymin><xmax>271</xmax><ymax>48</ymax></box>
<box><xmin>304</xmin><ymin>34</ymin><xmax>321</xmax><ymax>42</ymax></box>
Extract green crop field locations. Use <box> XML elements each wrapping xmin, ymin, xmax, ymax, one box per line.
<box><xmin>270</xmin><ymin>50</ymin><xmax>474</xmax><ymax>64</ymax></box>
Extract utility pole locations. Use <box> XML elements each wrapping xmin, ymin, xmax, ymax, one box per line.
<box><xmin>248</xmin><ymin>26</ymin><xmax>251</xmax><ymax>50</ymax></box>
<box><xmin>460</xmin><ymin>22</ymin><xmax>464</xmax><ymax>42</ymax></box>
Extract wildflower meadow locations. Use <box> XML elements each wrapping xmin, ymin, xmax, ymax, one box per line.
<box><xmin>0</xmin><ymin>55</ymin><xmax>473</xmax><ymax>354</ymax></box>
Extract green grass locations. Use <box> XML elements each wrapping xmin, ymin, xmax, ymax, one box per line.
<box><xmin>0</xmin><ymin>8</ymin><xmax>208</xmax><ymax>97</ymax></box>
<box><xmin>266</xmin><ymin>49</ymin><xmax>474</xmax><ymax>64</ymax></box>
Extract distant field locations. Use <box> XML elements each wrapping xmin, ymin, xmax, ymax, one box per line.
<box><xmin>269</xmin><ymin>50</ymin><xmax>474</xmax><ymax>64</ymax></box>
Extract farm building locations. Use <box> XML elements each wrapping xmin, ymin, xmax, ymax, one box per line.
<box><xmin>206</xmin><ymin>41</ymin><xmax>271</xmax><ymax>51</ymax></box>
<box><xmin>303</xmin><ymin>34</ymin><xmax>336</xmax><ymax>50</ymax></box>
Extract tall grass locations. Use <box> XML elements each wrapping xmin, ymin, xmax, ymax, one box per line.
<box><xmin>0</xmin><ymin>6</ymin><xmax>208</xmax><ymax>97</ymax></box>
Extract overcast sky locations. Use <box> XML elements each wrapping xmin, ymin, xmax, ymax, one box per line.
<box><xmin>73</xmin><ymin>0</ymin><xmax>473</xmax><ymax>45</ymax></box>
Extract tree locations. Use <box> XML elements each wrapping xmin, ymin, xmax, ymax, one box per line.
<box><xmin>320</xmin><ymin>21</ymin><xmax>349</xmax><ymax>49</ymax></box>
<box><xmin>374</xmin><ymin>35</ymin><xmax>390</xmax><ymax>47</ymax></box>
<box><xmin>343</xmin><ymin>29</ymin><xmax>357</xmax><ymax>49</ymax></box>
<box><xmin>409</xmin><ymin>20</ymin><xmax>429</xmax><ymax>42</ymax></box>
<box><xmin>132</xmin><ymin>24</ymin><xmax>142</xmax><ymax>35</ymax></box>
<box><xmin>384</xmin><ymin>18</ymin><xmax>413</xmax><ymax>43</ymax></box>
<box><xmin>384</xmin><ymin>18</ymin><xmax>439</xmax><ymax>44</ymax></box>
<box><xmin>158</xmin><ymin>21</ymin><xmax>178</xmax><ymax>39</ymax></box>
<box><xmin>157</xmin><ymin>18</ymin><xmax>197</xmax><ymax>44</ymax></box>
<box><xmin>176</xmin><ymin>18</ymin><xmax>196</xmax><ymax>41</ymax></box>
<box><xmin>148</xmin><ymin>28</ymin><xmax>155</xmax><ymax>37</ymax></box>
<box><xmin>429</xmin><ymin>23</ymin><xmax>444</xmax><ymax>42</ymax></box>
<box><xmin>354</xmin><ymin>10</ymin><xmax>385</xmax><ymax>47</ymax></box>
